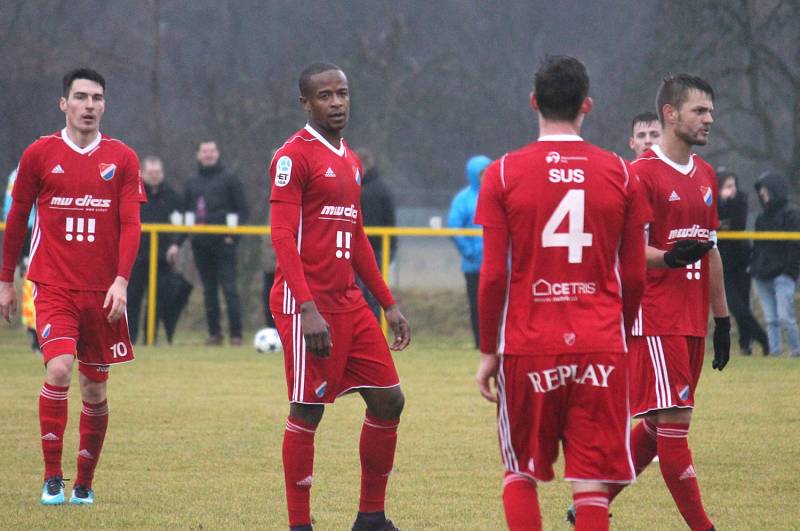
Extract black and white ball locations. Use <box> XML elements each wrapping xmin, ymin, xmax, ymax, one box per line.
<box><xmin>253</xmin><ymin>327</ymin><xmax>282</xmax><ymax>353</ymax></box>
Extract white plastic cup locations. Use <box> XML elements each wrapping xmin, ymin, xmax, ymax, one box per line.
<box><xmin>226</xmin><ymin>213</ymin><xmax>239</xmax><ymax>227</ymax></box>
<box><xmin>184</xmin><ymin>212</ymin><xmax>196</xmax><ymax>226</ymax></box>
<box><xmin>429</xmin><ymin>216</ymin><xmax>442</xmax><ymax>229</ymax></box>
<box><xmin>169</xmin><ymin>210</ymin><xmax>183</xmax><ymax>225</ymax></box>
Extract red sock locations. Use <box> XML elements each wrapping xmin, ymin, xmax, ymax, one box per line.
<box><xmin>657</xmin><ymin>423</ymin><xmax>714</xmax><ymax>531</ymax></box>
<box><xmin>283</xmin><ymin>417</ymin><xmax>317</xmax><ymax>527</ymax></box>
<box><xmin>608</xmin><ymin>419</ymin><xmax>657</xmax><ymax>503</ymax></box>
<box><xmin>502</xmin><ymin>472</ymin><xmax>541</xmax><ymax>531</ymax></box>
<box><xmin>39</xmin><ymin>382</ymin><xmax>69</xmax><ymax>479</ymax></box>
<box><xmin>573</xmin><ymin>491</ymin><xmax>610</xmax><ymax>531</ymax></box>
<box><xmin>75</xmin><ymin>400</ymin><xmax>109</xmax><ymax>489</ymax></box>
<box><xmin>359</xmin><ymin>413</ymin><xmax>399</xmax><ymax>513</ymax></box>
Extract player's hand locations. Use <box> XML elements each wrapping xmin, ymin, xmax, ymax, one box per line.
<box><xmin>0</xmin><ymin>281</ymin><xmax>19</xmax><ymax>323</ymax></box>
<box><xmin>385</xmin><ymin>305</ymin><xmax>411</xmax><ymax>351</ymax></box>
<box><xmin>166</xmin><ymin>244</ymin><xmax>180</xmax><ymax>266</ymax></box>
<box><xmin>103</xmin><ymin>276</ymin><xmax>128</xmax><ymax>323</ymax></box>
<box><xmin>713</xmin><ymin>316</ymin><xmax>731</xmax><ymax>371</ymax></box>
<box><xmin>476</xmin><ymin>353</ymin><xmax>500</xmax><ymax>403</ymax></box>
<box><xmin>301</xmin><ymin>301</ymin><xmax>332</xmax><ymax>358</ymax></box>
<box><xmin>663</xmin><ymin>239</ymin><xmax>714</xmax><ymax>268</ymax></box>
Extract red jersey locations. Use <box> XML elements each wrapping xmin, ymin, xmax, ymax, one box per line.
<box><xmin>631</xmin><ymin>145</ymin><xmax>719</xmax><ymax>337</ymax></box>
<box><xmin>11</xmin><ymin>129</ymin><xmax>145</xmax><ymax>291</ymax></box>
<box><xmin>476</xmin><ymin>135</ymin><xmax>650</xmax><ymax>356</ymax></box>
<box><xmin>269</xmin><ymin>125</ymin><xmax>367</xmax><ymax>314</ymax></box>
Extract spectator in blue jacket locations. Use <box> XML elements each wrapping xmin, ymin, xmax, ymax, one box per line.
<box><xmin>448</xmin><ymin>155</ymin><xmax>492</xmax><ymax>348</ymax></box>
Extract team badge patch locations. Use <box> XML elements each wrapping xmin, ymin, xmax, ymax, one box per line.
<box><xmin>42</xmin><ymin>323</ymin><xmax>52</xmax><ymax>339</ymax></box>
<box><xmin>678</xmin><ymin>385</ymin><xmax>690</xmax><ymax>401</ymax></box>
<box><xmin>99</xmin><ymin>163</ymin><xmax>116</xmax><ymax>181</ymax></box>
<box><xmin>275</xmin><ymin>156</ymin><xmax>292</xmax><ymax>187</ymax></box>
<box><xmin>355</xmin><ymin>168</ymin><xmax>361</xmax><ymax>185</ymax></box>
<box><xmin>315</xmin><ymin>381</ymin><xmax>327</xmax><ymax>398</ymax></box>
<box><xmin>700</xmin><ymin>186</ymin><xmax>713</xmax><ymax>206</ymax></box>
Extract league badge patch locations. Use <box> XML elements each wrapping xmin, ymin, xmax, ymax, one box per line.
<box><xmin>276</xmin><ymin>156</ymin><xmax>292</xmax><ymax>187</ymax></box>
<box><xmin>99</xmin><ymin>163</ymin><xmax>116</xmax><ymax>181</ymax></box>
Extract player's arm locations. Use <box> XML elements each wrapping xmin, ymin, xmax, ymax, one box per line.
<box><xmin>270</xmin><ymin>200</ymin><xmax>332</xmax><ymax>357</ymax></box>
<box><xmin>619</xmin><ymin>224</ymin><xmax>647</xmax><ymax>334</ymax></box>
<box><xmin>708</xmin><ymin>243</ymin><xmax>731</xmax><ymax>370</ymax></box>
<box><xmin>1</xmin><ymin>151</ymin><xmax>41</xmax><ymax>322</ymax></box>
<box><xmin>352</xmin><ymin>213</ymin><xmax>410</xmax><ymax>351</ymax></box>
<box><xmin>474</xmin><ymin>160</ymin><xmax>506</xmax><ymax>403</ymax></box>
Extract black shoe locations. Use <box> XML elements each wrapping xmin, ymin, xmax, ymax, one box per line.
<box><xmin>352</xmin><ymin>512</ymin><xmax>400</xmax><ymax>531</ymax></box>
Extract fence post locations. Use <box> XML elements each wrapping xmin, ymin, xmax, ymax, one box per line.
<box><xmin>146</xmin><ymin>231</ymin><xmax>159</xmax><ymax>346</ymax></box>
<box><xmin>381</xmin><ymin>231</ymin><xmax>390</xmax><ymax>337</ymax></box>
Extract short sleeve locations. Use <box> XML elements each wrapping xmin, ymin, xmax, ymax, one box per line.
<box><xmin>475</xmin><ymin>158</ymin><xmax>506</xmax><ymax>229</ymax></box>
<box><xmin>624</xmin><ymin>161</ymin><xmax>653</xmax><ymax>228</ymax></box>
<box><xmin>11</xmin><ymin>145</ymin><xmax>42</xmax><ymax>204</ymax></box>
<box><xmin>120</xmin><ymin>148</ymin><xmax>147</xmax><ymax>203</ymax></box>
<box><xmin>270</xmin><ymin>147</ymin><xmax>309</xmax><ymax>205</ymax></box>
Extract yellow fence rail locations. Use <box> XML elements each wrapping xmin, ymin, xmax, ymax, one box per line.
<box><xmin>3</xmin><ymin>220</ymin><xmax>800</xmax><ymax>346</ymax></box>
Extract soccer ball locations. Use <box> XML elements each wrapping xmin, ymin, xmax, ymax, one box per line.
<box><xmin>253</xmin><ymin>327</ymin><xmax>282</xmax><ymax>353</ymax></box>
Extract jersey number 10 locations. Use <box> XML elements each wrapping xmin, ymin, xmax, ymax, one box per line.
<box><xmin>542</xmin><ymin>189</ymin><xmax>593</xmax><ymax>264</ymax></box>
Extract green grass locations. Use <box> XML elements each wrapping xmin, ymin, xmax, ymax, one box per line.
<box><xmin>1</xmin><ymin>327</ymin><xmax>799</xmax><ymax>530</ymax></box>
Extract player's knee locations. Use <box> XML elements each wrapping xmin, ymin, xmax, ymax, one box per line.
<box><xmin>289</xmin><ymin>402</ymin><xmax>324</xmax><ymax>426</ymax></box>
<box><xmin>45</xmin><ymin>358</ymin><xmax>73</xmax><ymax>386</ymax></box>
<box><xmin>370</xmin><ymin>388</ymin><xmax>405</xmax><ymax>419</ymax></box>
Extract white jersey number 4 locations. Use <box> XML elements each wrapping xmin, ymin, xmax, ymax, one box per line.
<box><xmin>542</xmin><ymin>189</ymin><xmax>593</xmax><ymax>263</ymax></box>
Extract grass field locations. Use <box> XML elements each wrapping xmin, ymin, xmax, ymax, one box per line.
<box><xmin>1</xmin><ymin>326</ymin><xmax>799</xmax><ymax>530</ymax></box>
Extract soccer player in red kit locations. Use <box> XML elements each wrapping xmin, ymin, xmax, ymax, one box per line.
<box><xmin>269</xmin><ymin>63</ymin><xmax>411</xmax><ymax>531</ymax></box>
<box><xmin>605</xmin><ymin>75</ymin><xmax>730</xmax><ymax>531</ymax></box>
<box><xmin>0</xmin><ymin>68</ymin><xmax>145</xmax><ymax>505</ymax></box>
<box><xmin>475</xmin><ymin>55</ymin><xmax>650</xmax><ymax>531</ymax></box>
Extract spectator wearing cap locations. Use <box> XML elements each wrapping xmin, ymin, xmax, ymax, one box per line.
<box><xmin>751</xmin><ymin>171</ymin><xmax>800</xmax><ymax>357</ymax></box>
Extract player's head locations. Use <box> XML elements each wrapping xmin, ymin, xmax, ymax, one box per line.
<box><xmin>141</xmin><ymin>156</ymin><xmax>165</xmax><ymax>187</ymax></box>
<box><xmin>656</xmin><ymin>74</ymin><xmax>714</xmax><ymax>146</ymax></box>
<box><xmin>530</xmin><ymin>55</ymin><xmax>592</xmax><ymax>124</ymax></box>
<box><xmin>60</xmin><ymin>68</ymin><xmax>106</xmax><ymax>136</ymax></box>
<box><xmin>629</xmin><ymin>111</ymin><xmax>661</xmax><ymax>157</ymax></box>
<box><xmin>196</xmin><ymin>139</ymin><xmax>220</xmax><ymax>168</ymax></box>
<box><xmin>298</xmin><ymin>62</ymin><xmax>349</xmax><ymax>135</ymax></box>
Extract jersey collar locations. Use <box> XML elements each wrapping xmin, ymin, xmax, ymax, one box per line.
<box><xmin>652</xmin><ymin>144</ymin><xmax>694</xmax><ymax>175</ymax></box>
<box><xmin>61</xmin><ymin>128</ymin><xmax>102</xmax><ymax>155</ymax></box>
<box><xmin>304</xmin><ymin>123</ymin><xmax>346</xmax><ymax>157</ymax></box>
<box><xmin>537</xmin><ymin>134</ymin><xmax>583</xmax><ymax>141</ymax></box>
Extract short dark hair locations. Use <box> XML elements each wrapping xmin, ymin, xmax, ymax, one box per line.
<box><xmin>655</xmin><ymin>74</ymin><xmax>714</xmax><ymax>123</ymax></box>
<box><xmin>299</xmin><ymin>62</ymin><xmax>343</xmax><ymax>97</ymax></box>
<box><xmin>631</xmin><ymin>111</ymin><xmax>660</xmax><ymax>131</ymax></box>
<box><xmin>62</xmin><ymin>68</ymin><xmax>105</xmax><ymax>97</ymax></box>
<box><xmin>196</xmin><ymin>139</ymin><xmax>217</xmax><ymax>150</ymax></box>
<box><xmin>533</xmin><ymin>55</ymin><xmax>590</xmax><ymax>121</ymax></box>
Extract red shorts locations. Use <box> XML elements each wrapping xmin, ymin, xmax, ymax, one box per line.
<box><xmin>628</xmin><ymin>335</ymin><xmax>705</xmax><ymax>417</ymax></box>
<box><xmin>274</xmin><ymin>304</ymin><xmax>399</xmax><ymax>404</ymax></box>
<box><xmin>34</xmin><ymin>283</ymin><xmax>134</xmax><ymax>382</ymax></box>
<box><xmin>497</xmin><ymin>353</ymin><xmax>634</xmax><ymax>484</ymax></box>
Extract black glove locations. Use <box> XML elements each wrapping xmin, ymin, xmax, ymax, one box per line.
<box><xmin>663</xmin><ymin>239</ymin><xmax>715</xmax><ymax>268</ymax></box>
<box><xmin>712</xmin><ymin>316</ymin><xmax>731</xmax><ymax>371</ymax></box>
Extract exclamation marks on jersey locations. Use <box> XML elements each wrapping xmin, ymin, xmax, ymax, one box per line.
<box><xmin>65</xmin><ymin>217</ymin><xmax>74</xmax><ymax>241</ymax></box>
<box><xmin>336</xmin><ymin>230</ymin><xmax>352</xmax><ymax>259</ymax></box>
<box><xmin>65</xmin><ymin>217</ymin><xmax>96</xmax><ymax>242</ymax></box>
<box><xmin>76</xmin><ymin>218</ymin><xmax>85</xmax><ymax>241</ymax></box>
<box><xmin>87</xmin><ymin>218</ymin><xmax>96</xmax><ymax>242</ymax></box>
<box><xmin>686</xmin><ymin>260</ymin><xmax>701</xmax><ymax>280</ymax></box>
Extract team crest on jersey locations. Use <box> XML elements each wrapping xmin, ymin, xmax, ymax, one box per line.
<box><xmin>700</xmin><ymin>186</ymin><xmax>713</xmax><ymax>206</ymax></box>
<box><xmin>354</xmin><ymin>168</ymin><xmax>361</xmax><ymax>185</ymax></box>
<box><xmin>315</xmin><ymin>381</ymin><xmax>327</xmax><ymax>398</ymax></box>
<box><xmin>99</xmin><ymin>163</ymin><xmax>116</xmax><ymax>181</ymax></box>
<box><xmin>677</xmin><ymin>385</ymin><xmax>690</xmax><ymax>402</ymax></box>
<box><xmin>42</xmin><ymin>323</ymin><xmax>52</xmax><ymax>339</ymax></box>
<box><xmin>275</xmin><ymin>156</ymin><xmax>292</xmax><ymax>187</ymax></box>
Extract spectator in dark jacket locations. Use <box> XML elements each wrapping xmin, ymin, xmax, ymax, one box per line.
<box><xmin>127</xmin><ymin>156</ymin><xmax>184</xmax><ymax>344</ymax></box>
<box><xmin>171</xmin><ymin>140</ymin><xmax>249</xmax><ymax>346</ymax></box>
<box><xmin>354</xmin><ymin>147</ymin><xmax>396</xmax><ymax>320</ymax></box>
<box><xmin>751</xmin><ymin>171</ymin><xmax>800</xmax><ymax>357</ymax></box>
<box><xmin>717</xmin><ymin>169</ymin><xmax>768</xmax><ymax>355</ymax></box>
